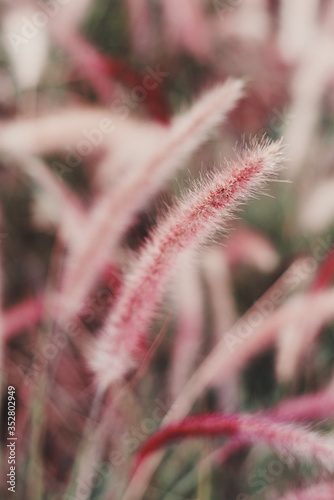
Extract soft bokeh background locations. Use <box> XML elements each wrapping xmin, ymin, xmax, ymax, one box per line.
<box><xmin>1</xmin><ymin>1</ymin><xmax>334</xmax><ymax>499</ymax></box>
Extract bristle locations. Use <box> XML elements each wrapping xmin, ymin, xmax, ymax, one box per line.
<box><xmin>89</xmin><ymin>139</ymin><xmax>282</xmax><ymax>391</ymax></box>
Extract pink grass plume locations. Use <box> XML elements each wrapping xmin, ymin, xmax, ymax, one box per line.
<box><xmin>276</xmin><ymin>288</ymin><xmax>334</xmax><ymax>382</ymax></box>
<box><xmin>3</xmin><ymin>296</ymin><xmax>44</xmax><ymax>341</ymax></box>
<box><xmin>133</xmin><ymin>413</ymin><xmax>334</xmax><ymax>473</ymax></box>
<box><xmin>62</xmin><ymin>79</ymin><xmax>244</xmax><ymax>317</ymax></box>
<box><xmin>161</xmin><ymin>0</ymin><xmax>211</xmax><ymax>60</ymax></box>
<box><xmin>271</xmin><ymin>376</ymin><xmax>334</xmax><ymax>422</ymax></box>
<box><xmin>88</xmin><ymin>138</ymin><xmax>283</xmax><ymax>391</ymax></box>
<box><xmin>225</xmin><ymin>226</ymin><xmax>279</xmax><ymax>272</ymax></box>
<box><xmin>2</xmin><ymin>5</ymin><xmax>49</xmax><ymax>91</ymax></box>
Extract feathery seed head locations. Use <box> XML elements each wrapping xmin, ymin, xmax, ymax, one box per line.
<box><xmin>88</xmin><ymin>138</ymin><xmax>283</xmax><ymax>391</ymax></box>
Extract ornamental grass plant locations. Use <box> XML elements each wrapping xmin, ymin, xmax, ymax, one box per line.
<box><xmin>1</xmin><ymin>2</ymin><xmax>334</xmax><ymax>500</ymax></box>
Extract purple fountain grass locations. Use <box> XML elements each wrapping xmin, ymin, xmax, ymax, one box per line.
<box><xmin>3</xmin><ymin>295</ymin><xmax>45</xmax><ymax>342</ymax></box>
<box><xmin>61</xmin><ymin>79</ymin><xmax>244</xmax><ymax>317</ymax></box>
<box><xmin>276</xmin><ymin>482</ymin><xmax>334</xmax><ymax>500</ymax></box>
<box><xmin>271</xmin><ymin>377</ymin><xmax>334</xmax><ymax>422</ymax></box>
<box><xmin>88</xmin><ymin>138</ymin><xmax>282</xmax><ymax>391</ymax></box>
<box><xmin>1</xmin><ymin>5</ymin><xmax>49</xmax><ymax>92</ymax></box>
<box><xmin>4</xmin><ymin>2</ymin><xmax>334</xmax><ymax>500</ymax></box>
<box><xmin>183</xmin><ymin>382</ymin><xmax>334</xmax><ymax>473</ymax></box>
<box><xmin>276</xmin><ymin>288</ymin><xmax>334</xmax><ymax>382</ymax></box>
<box><xmin>161</xmin><ymin>0</ymin><xmax>211</xmax><ymax>60</ymax></box>
<box><xmin>0</xmin><ymin>107</ymin><xmax>124</xmax><ymax>156</ymax></box>
<box><xmin>224</xmin><ymin>226</ymin><xmax>279</xmax><ymax>272</ymax></box>
<box><xmin>133</xmin><ymin>413</ymin><xmax>334</xmax><ymax>472</ymax></box>
<box><xmin>283</xmin><ymin>1</ymin><xmax>334</xmax><ymax>177</ymax></box>
<box><xmin>164</xmin><ymin>284</ymin><xmax>334</xmax><ymax>428</ymax></box>
<box><xmin>49</xmin><ymin>1</ymin><xmax>117</xmax><ymax>105</ymax></box>
<box><xmin>120</xmin><ymin>260</ymin><xmax>323</xmax><ymax>500</ymax></box>
<box><xmin>278</xmin><ymin>0</ymin><xmax>318</xmax><ymax>64</ymax></box>
<box><xmin>188</xmin><ymin>379</ymin><xmax>334</xmax><ymax>470</ymax></box>
<box><xmin>20</xmin><ymin>155</ymin><xmax>87</xmax><ymax>247</ymax></box>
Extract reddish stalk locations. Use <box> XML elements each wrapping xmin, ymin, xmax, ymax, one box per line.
<box><xmin>134</xmin><ymin>413</ymin><xmax>334</xmax><ymax>472</ymax></box>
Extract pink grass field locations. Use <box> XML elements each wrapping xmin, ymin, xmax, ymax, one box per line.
<box><xmin>1</xmin><ymin>1</ymin><xmax>334</xmax><ymax>499</ymax></box>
